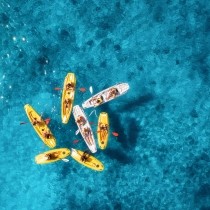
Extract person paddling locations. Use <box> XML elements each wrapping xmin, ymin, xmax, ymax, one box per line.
<box><xmin>107</xmin><ymin>88</ymin><xmax>119</xmax><ymax>100</ymax></box>
<box><xmin>29</xmin><ymin>113</ymin><xmax>42</xmax><ymax>126</ymax></box>
<box><xmin>81</xmin><ymin>151</ymin><xmax>90</xmax><ymax>162</ymax></box>
<box><xmin>43</xmin><ymin>129</ymin><xmax>51</xmax><ymax>139</ymax></box>
<box><xmin>66</xmin><ymin>83</ymin><xmax>74</xmax><ymax>90</ymax></box>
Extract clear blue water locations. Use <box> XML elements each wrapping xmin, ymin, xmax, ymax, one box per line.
<box><xmin>0</xmin><ymin>0</ymin><xmax>210</xmax><ymax>209</ymax></box>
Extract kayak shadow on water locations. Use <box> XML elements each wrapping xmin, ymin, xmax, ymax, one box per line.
<box><xmin>60</xmin><ymin>162</ymin><xmax>75</xmax><ymax>179</ymax></box>
<box><xmin>100</xmin><ymin>103</ymin><xmax>129</xmax><ymax>149</ymax></box>
<box><xmin>120</xmin><ymin>93</ymin><xmax>154</xmax><ymax>110</ymax></box>
<box><xmin>110</xmin><ymin>115</ymin><xmax>142</xmax><ymax>150</ymax></box>
<box><xmin>127</xmin><ymin>117</ymin><xmax>142</xmax><ymax>148</ymax></box>
<box><xmin>98</xmin><ymin>103</ymin><xmax>141</xmax><ymax>150</ymax></box>
<box><xmin>104</xmin><ymin>148</ymin><xmax>133</xmax><ymax>164</ymax></box>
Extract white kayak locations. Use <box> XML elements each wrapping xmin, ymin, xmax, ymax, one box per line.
<box><xmin>72</xmin><ymin>105</ymin><xmax>97</xmax><ymax>153</ymax></box>
<box><xmin>82</xmin><ymin>83</ymin><xmax>129</xmax><ymax>109</ymax></box>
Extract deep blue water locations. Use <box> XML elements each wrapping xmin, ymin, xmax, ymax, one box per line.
<box><xmin>1</xmin><ymin>0</ymin><xmax>210</xmax><ymax>209</ymax></box>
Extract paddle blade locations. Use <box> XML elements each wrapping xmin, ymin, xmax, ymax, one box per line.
<box><xmin>89</xmin><ymin>86</ymin><xmax>93</xmax><ymax>94</ymax></box>
<box><xmin>54</xmin><ymin>87</ymin><xmax>62</xmax><ymax>90</ymax></box>
<box><xmin>75</xmin><ymin>129</ymin><xmax>80</xmax><ymax>135</ymax></box>
<box><xmin>20</xmin><ymin>122</ymin><xmax>28</xmax><ymax>125</ymax></box>
<box><xmin>79</xmin><ymin>87</ymin><xmax>86</xmax><ymax>92</ymax></box>
<box><xmin>44</xmin><ymin>118</ymin><xmax>51</xmax><ymax>125</ymax></box>
<box><xmin>62</xmin><ymin>159</ymin><xmax>69</xmax><ymax>162</ymax></box>
<box><xmin>73</xmin><ymin>140</ymin><xmax>79</xmax><ymax>144</ymax></box>
<box><xmin>112</xmin><ymin>132</ymin><xmax>119</xmax><ymax>137</ymax></box>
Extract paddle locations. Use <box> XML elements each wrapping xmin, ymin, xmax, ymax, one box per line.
<box><xmin>112</xmin><ymin>131</ymin><xmax>119</xmax><ymax>140</ymax></box>
<box><xmin>44</xmin><ymin>118</ymin><xmax>50</xmax><ymax>125</ymax></box>
<box><xmin>88</xmin><ymin>86</ymin><xmax>99</xmax><ymax>118</ymax></box>
<box><xmin>62</xmin><ymin>159</ymin><xmax>69</xmax><ymax>162</ymax></box>
<box><xmin>112</xmin><ymin>132</ymin><xmax>119</xmax><ymax>137</ymax></box>
<box><xmin>20</xmin><ymin>118</ymin><xmax>51</xmax><ymax>125</ymax></box>
<box><xmin>56</xmin><ymin>87</ymin><xmax>88</xmax><ymax>93</ymax></box>
<box><xmin>98</xmin><ymin>130</ymin><xmax>119</xmax><ymax>139</ymax></box>
<box><xmin>75</xmin><ymin>129</ymin><xmax>80</xmax><ymax>135</ymax></box>
<box><xmin>89</xmin><ymin>109</ymin><xmax>98</xmax><ymax>117</ymax></box>
<box><xmin>73</xmin><ymin>139</ymin><xmax>80</xmax><ymax>144</ymax></box>
<box><xmin>20</xmin><ymin>121</ymin><xmax>30</xmax><ymax>125</ymax></box>
<box><xmin>79</xmin><ymin>87</ymin><xmax>86</xmax><ymax>92</ymax></box>
<box><xmin>89</xmin><ymin>86</ymin><xmax>93</xmax><ymax>94</ymax></box>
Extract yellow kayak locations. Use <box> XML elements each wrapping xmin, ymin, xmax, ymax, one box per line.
<box><xmin>61</xmin><ymin>73</ymin><xmax>76</xmax><ymax>124</ymax></box>
<box><xmin>24</xmin><ymin>104</ymin><xmax>56</xmax><ymax>148</ymax></box>
<box><xmin>97</xmin><ymin>112</ymin><xmax>109</xmax><ymax>149</ymax></box>
<box><xmin>70</xmin><ymin>148</ymin><xmax>104</xmax><ymax>171</ymax></box>
<box><xmin>35</xmin><ymin>148</ymin><xmax>71</xmax><ymax>164</ymax></box>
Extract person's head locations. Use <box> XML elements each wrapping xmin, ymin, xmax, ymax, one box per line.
<box><xmin>77</xmin><ymin>116</ymin><xmax>81</xmax><ymax>121</ymax></box>
<box><xmin>67</xmin><ymin>83</ymin><xmax>73</xmax><ymax>87</ymax></box>
<box><xmin>96</xmin><ymin>98</ymin><xmax>101</xmax><ymax>103</ymax></box>
<box><xmin>45</xmin><ymin>154</ymin><xmax>50</xmax><ymax>159</ymax></box>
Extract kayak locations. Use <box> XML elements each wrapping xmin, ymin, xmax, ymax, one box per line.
<box><xmin>97</xmin><ymin>112</ymin><xmax>109</xmax><ymax>150</ymax></box>
<box><xmin>82</xmin><ymin>83</ymin><xmax>129</xmax><ymax>109</ymax></box>
<box><xmin>24</xmin><ymin>104</ymin><xmax>56</xmax><ymax>148</ymax></box>
<box><xmin>35</xmin><ymin>148</ymin><xmax>71</xmax><ymax>164</ymax></box>
<box><xmin>70</xmin><ymin>148</ymin><xmax>104</xmax><ymax>171</ymax></box>
<box><xmin>61</xmin><ymin>73</ymin><xmax>76</xmax><ymax>124</ymax></box>
<box><xmin>72</xmin><ymin>105</ymin><xmax>97</xmax><ymax>153</ymax></box>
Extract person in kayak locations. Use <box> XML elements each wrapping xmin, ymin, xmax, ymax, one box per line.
<box><xmin>64</xmin><ymin>98</ymin><xmax>71</xmax><ymax>109</ymax></box>
<box><xmin>100</xmin><ymin>123</ymin><xmax>108</xmax><ymax>131</ymax></box>
<box><xmin>29</xmin><ymin>112</ymin><xmax>42</xmax><ymax>126</ymax></box>
<box><xmin>93</xmin><ymin>95</ymin><xmax>104</xmax><ymax>106</ymax></box>
<box><xmin>83</xmin><ymin>127</ymin><xmax>93</xmax><ymax>145</ymax></box>
<box><xmin>32</xmin><ymin>117</ymin><xmax>42</xmax><ymax>126</ymax></box>
<box><xmin>99</xmin><ymin>123</ymin><xmax>108</xmax><ymax>139</ymax></box>
<box><xmin>45</xmin><ymin>152</ymin><xmax>59</xmax><ymax>160</ymax></box>
<box><xmin>43</xmin><ymin>129</ymin><xmax>51</xmax><ymax>139</ymax></box>
<box><xmin>107</xmin><ymin>88</ymin><xmax>119</xmax><ymax>100</ymax></box>
<box><xmin>81</xmin><ymin>151</ymin><xmax>90</xmax><ymax>162</ymax></box>
<box><xmin>76</xmin><ymin>115</ymin><xmax>86</xmax><ymax>126</ymax></box>
<box><xmin>66</xmin><ymin>82</ymin><xmax>74</xmax><ymax>90</ymax></box>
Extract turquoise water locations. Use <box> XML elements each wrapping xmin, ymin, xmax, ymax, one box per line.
<box><xmin>1</xmin><ymin>0</ymin><xmax>210</xmax><ymax>209</ymax></box>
